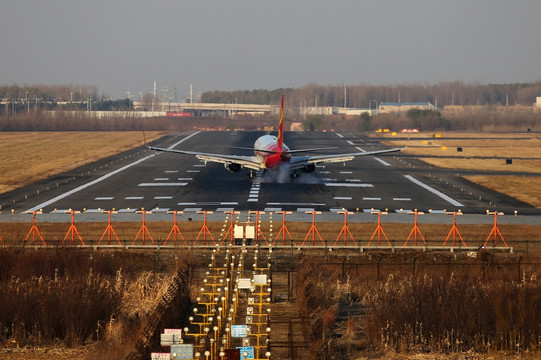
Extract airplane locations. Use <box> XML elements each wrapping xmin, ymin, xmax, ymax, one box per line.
<box><xmin>146</xmin><ymin>94</ymin><xmax>405</xmax><ymax>181</ymax></box>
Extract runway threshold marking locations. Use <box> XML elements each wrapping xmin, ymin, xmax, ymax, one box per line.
<box><xmin>23</xmin><ymin>131</ymin><xmax>202</xmax><ymax>213</ymax></box>
<box><xmin>404</xmin><ymin>175</ymin><xmax>464</xmax><ymax>207</ymax></box>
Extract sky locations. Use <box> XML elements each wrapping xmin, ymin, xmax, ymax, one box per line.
<box><xmin>2</xmin><ymin>1</ymin><xmax>541</xmax><ymax>100</ymax></box>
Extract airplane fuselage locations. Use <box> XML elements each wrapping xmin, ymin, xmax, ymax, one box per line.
<box><xmin>254</xmin><ymin>134</ymin><xmax>291</xmax><ymax>169</ymax></box>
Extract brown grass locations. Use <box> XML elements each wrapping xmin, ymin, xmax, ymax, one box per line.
<box><xmin>464</xmin><ymin>175</ymin><xmax>541</xmax><ymax>208</ymax></box>
<box><xmin>0</xmin><ymin>131</ymin><xmax>165</xmax><ymax>194</ymax></box>
<box><xmin>379</xmin><ymin>132</ymin><xmax>541</xmax><ymax>207</ymax></box>
<box><xmin>296</xmin><ymin>253</ymin><xmax>541</xmax><ymax>358</ymax></box>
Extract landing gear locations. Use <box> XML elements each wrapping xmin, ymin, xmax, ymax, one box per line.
<box><xmin>290</xmin><ymin>171</ymin><xmax>299</xmax><ymax>182</ymax></box>
<box><xmin>246</xmin><ymin>170</ymin><xmax>256</xmax><ymax>181</ymax></box>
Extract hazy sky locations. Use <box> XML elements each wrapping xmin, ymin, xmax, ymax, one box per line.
<box><xmin>2</xmin><ymin>1</ymin><xmax>541</xmax><ymax>100</ymax></box>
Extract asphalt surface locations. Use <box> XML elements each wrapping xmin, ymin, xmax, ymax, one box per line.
<box><xmin>0</xmin><ymin>131</ymin><xmax>539</xmax><ymax>224</ymax></box>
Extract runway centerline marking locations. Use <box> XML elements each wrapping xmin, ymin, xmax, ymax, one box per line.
<box><xmin>404</xmin><ymin>174</ymin><xmax>464</xmax><ymax>207</ymax></box>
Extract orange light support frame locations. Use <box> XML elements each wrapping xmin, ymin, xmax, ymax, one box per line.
<box><xmin>62</xmin><ymin>210</ymin><xmax>85</xmax><ymax>246</ymax></box>
<box><xmin>25</xmin><ymin>211</ymin><xmax>46</xmax><ymax>246</ymax></box>
<box><xmin>132</xmin><ymin>209</ymin><xmax>155</xmax><ymax>245</ymax></box>
<box><xmin>302</xmin><ymin>211</ymin><xmax>324</xmax><ymax>246</ymax></box>
<box><xmin>442</xmin><ymin>211</ymin><xmax>466</xmax><ymax>247</ymax></box>
<box><xmin>249</xmin><ymin>210</ymin><xmax>267</xmax><ymax>245</ymax></box>
<box><xmin>483</xmin><ymin>212</ymin><xmax>508</xmax><ymax>247</ymax></box>
<box><xmin>368</xmin><ymin>211</ymin><xmax>391</xmax><ymax>247</ymax></box>
<box><xmin>333</xmin><ymin>211</ymin><xmax>357</xmax><ymax>246</ymax></box>
<box><xmin>404</xmin><ymin>210</ymin><xmax>426</xmax><ymax>246</ymax></box>
<box><xmin>220</xmin><ymin>210</ymin><xmax>240</xmax><ymax>246</ymax></box>
<box><xmin>98</xmin><ymin>210</ymin><xmax>121</xmax><ymax>245</ymax></box>
<box><xmin>164</xmin><ymin>210</ymin><xmax>186</xmax><ymax>245</ymax></box>
<box><xmin>195</xmin><ymin>211</ymin><xmax>215</xmax><ymax>246</ymax></box>
<box><xmin>273</xmin><ymin>211</ymin><xmax>294</xmax><ymax>246</ymax></box>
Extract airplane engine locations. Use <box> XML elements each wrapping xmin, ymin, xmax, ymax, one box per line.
<box><xmin>302</xmin><ymin>164</ymin><xmax>316</xmax><ymax>173</ymax></box>
<box><xmin>225</xmin><ymin>163</ymin><xmax>242</xmax><ymax>173</ymax></box>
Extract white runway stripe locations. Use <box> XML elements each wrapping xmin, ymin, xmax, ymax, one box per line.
<box><xmin>325</xmin><ymin>183</ymin><xmax>373</xmax><ymax>187</ymax></box>
<box><xmin>95</xmin><ymin>197</ymin><xmax>114</xmax><ymax>200</ymax></box>
<box><xmin>374</xmin><ymin>157</ymin><xmax>391</xmax><ymax>166</ymax></box>
<box><xmin>138</xmin><ymin>182</ymin><xmax>188</xmax><ymax>186</ymax></box>
<box><xmin>404</xmin><ymin>175</ymin><xmax>464</xmax><ymax>207</ymax></box>
<box><xmin>267</xmin><ymin>202</ymin><xmax>325</xmax><ymax>206</ymax></box>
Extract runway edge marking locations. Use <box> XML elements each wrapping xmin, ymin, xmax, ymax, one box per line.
<box><xmin>23</xmin><ymin>131</ymin><xmax>201</xmax><ymax>213</ymax></box>
<box><xmin>404</xmin><ymin>174</ymin><xmax>464</xmax><ymax>207</ymax></box>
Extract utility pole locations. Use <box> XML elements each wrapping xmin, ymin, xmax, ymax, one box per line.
<box><xmin>344</xmin><ymin>83</ymin><xmax>347</xmax><ymax>108</ymax></box>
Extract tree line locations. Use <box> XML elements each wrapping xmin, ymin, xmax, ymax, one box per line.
<box><xmin>3</xmin><ymin>82</ymin><xmax>541</xmax><ymax>107</ymax></box>
<box><xmin>201</xmin><ymin>81</ymin><xmax>541</xmax><ymax>108</ymax></box>
<box><xmin>0</xmin><ymin>84</ymin><xmax>99</xmax><ymax>102</ymax></box>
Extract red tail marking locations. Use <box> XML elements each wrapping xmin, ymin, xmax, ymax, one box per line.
<box><xmin>277</xmin><ymin>93</ymin><xmax>284</xmax><ymax>149</ymax></box>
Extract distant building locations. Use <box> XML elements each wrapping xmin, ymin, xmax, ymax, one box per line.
<box><xmin>304</xmin><ymin>106</ymin><xmax>333</xmax><ymax>116</ymax></box>
<box><xmin>378</xmin><ymin>101</ymin><xmax>434</xmax><ymax>113</ymax></box>
<box><xmin>332</xmin><ymin>107</ymin><xmax>375</xmax><ymax>116</ymax></box>
<box><xmin>536</xmin><ymin>95</ymin><xmax>541</xmax><ymax>108</ymax></box>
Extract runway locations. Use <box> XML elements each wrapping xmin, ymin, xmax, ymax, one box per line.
<box><xmin>2</xmin><ymin>131</ymin><xmax>536</xmax><ymax>216</ymax></box>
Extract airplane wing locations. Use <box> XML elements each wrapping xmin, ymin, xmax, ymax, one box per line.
<box><xmin>147</xmin><ymin>145</ymin><xmax>263</xmax><ymax>171</ymax></box>
<box><xmin>288</xmin><ymin>147</ymin><xmax>405</xmax><ymax>170</ymax></box>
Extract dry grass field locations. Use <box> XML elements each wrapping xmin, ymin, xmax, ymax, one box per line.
<box><xmin>0</xmin><ymin>131</ymin><xmax>165</xmax><ymax>194</ymax></box>
<box><xmin>381</xmin><ymin>132</ymin><xmax>541</xmax><ymax>207</ymax></box>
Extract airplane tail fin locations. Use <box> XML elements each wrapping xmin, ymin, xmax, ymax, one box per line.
<box><xmin>277</xmin><ymin>93</ymin><xmax>284</xmax><ymax>149</ymax></box>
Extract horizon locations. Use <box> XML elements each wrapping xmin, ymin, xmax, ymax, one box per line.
<box><xmin>2</xmin><ymin>1</ymin><xmax>541</xmax><ymax>99</ymax></box>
